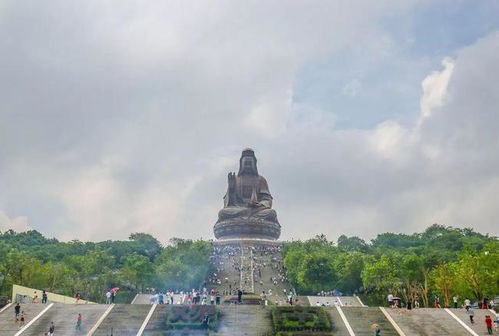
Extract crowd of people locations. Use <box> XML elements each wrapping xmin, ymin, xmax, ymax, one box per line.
<box><xmin>206</xmin><ymin>244</ymin><xmax>242</xmax><ymax>295</ymax></box>
<box><xmin>146</xmin><ymin>288</ymin><xmax>223</xmax><ymax>305</ymax></box>
<box><xmin>203</xmin><ymin>242</ymin><xmax>296</xmax><ymax>305</ymax></box>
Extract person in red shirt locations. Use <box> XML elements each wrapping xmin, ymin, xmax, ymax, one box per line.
<box><xmin>485</xmin><ymin>315</ymin><xmax>493</xmax><ymax>335</ymax></box>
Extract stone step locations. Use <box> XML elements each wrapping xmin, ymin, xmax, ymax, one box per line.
<box><xmin>386</xmin><ymin>307</ymin><xmax>470</xmax><ymax>335</ymax></box>
<box><xmin>339</xmin><ymin>296</ymin><xmax>363</xmax><ymax>307</ymax></box>
<box><xmin>308</xmin><ymin>296</ymin><xmax>361</xmax><ymax>307</ymax></box>
<box><xmin>142</xmin><ymin>304</ymin><xmax>168</xmax><ymax>334</ymax></box>
<box><xmin>21</xmin><ymin>303</ymin><xmax>108</xmax><ymax>336</ymax></box>
<box><xmin>449</xmin><ymin>308</ymin><xmax>494</xmax><ymax>335</ymax></box>
<box><xmin>132</xmin><ymin>294</ymin><xmax>184</xmax><ymax>305</ymax></box>
<box><xmin>0</xmin><ymin>303</ymin><xmax>48</xmax><ymax>336</ymax></box>
<box><xmin>144</xmin><ymin>305</ymin><xmax>272</xmax><ymax>336</ymax></box>
<box><xmin>324</xmin><ymin>307</ymin><xmax>352</xmax><ymax>336</ymax></box>
<box><xmin>217</xmin><ymin>305</ymin><xmax>272</xmax><ymax>336</ymax></box>
<box><xmin>207</xmin><ymin>242</ymin><xmax>291</xmax><ymax>305</ymax></box>
<box><xmin>342</xmin><ymin>307</ymin><xmax>398</xmax><ymax>336</ymax></box>
<box><xmin>93</xmin><ymin>303</ymin><xmax>151</xmax><ymax>336</ymax></box>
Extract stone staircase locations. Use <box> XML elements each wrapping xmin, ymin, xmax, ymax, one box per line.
<box><xmin>93</xmin><ymin>304</ymin><xmax>151</xmax><ymax>336</ymax></box>
<box><xmin>141</xmin><ymin>304</ymin><xmax>167</xmax><ymax>335</ymax></box>
<box><xmin>22</xmin><ymin>303</ymin><xmax>108</xmax><ymax>335</ymax></box>
<box><xmin>307</xmin><ymin>296</ymin><xmax>363</xmax><ymax>307</ymax></box>
<box><xmin>3</xmin><ymin>300</ymin><xmax>492</xmax><ymax>335</ymax></box>
<box><xmin>386</xmin><ymin>307</ymin><xmax>470</xmax><ymax>335</ymax></box>
<box><xmin>132</xmin><ymin>294</ymin><xmax>184</xmax><ymax>305</ymax></box>
<box><xmin>206</xmin><ymin>244</ymin><xmax>242</xmax><ymax>296</ymax></box>
<box><xmin>0</xmin><ymin>303</ymin><xmax>47</xmax><ymax>336</ymax></box>
<box><xmin>240</xmin><ymin>246</ymin><xmax>254</xmax><ymax>293</ymax></box>
<box><xmin>142</xmin><ymin>304</ymin><xmax>272</xmax><ymax>336</ymax></box>
<box><xmin>251</xmin><ymin>248</ymin><xmax>291</xmax><ymax>303</ymax></box>
<box><xmin>324</xmin><ymin>307</ymin><xmax>352</xmax><ymax>336</ymax></box>
<box><xmin>449</xmin><ymin>308</ymin><xmax>494</xmax><ymax>335</ymax></box>
<box><xmin>339</xmin><ymin>296</ymin><xmax>363</xmax><ymax>307</ymax></box>
<box><xmin>207</xmin><ymin>242</ymin><xmax>292</xmax><ymax>305</ymax></box>
<box><xmin>342</xmin><ymin>307</ymin><xmax>398</xmax><ymax>336</ymax></box>
<box><xmin>217</xmin><ymin>305</ymin><xmax>272</xmax><ymax>336</ymax></box>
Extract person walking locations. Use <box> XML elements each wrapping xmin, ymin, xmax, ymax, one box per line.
<box><xmin>47</xmin><ymin>322</ymin><xmax>55</xmax><ymax>336</ymax></box>
<box><xmin>14</xmin><ymin>303</ymin><xmax>21</xmax><ymax>321</ymax></box>
<box><xmin>453</xmin><ymin>295</ymin><xmax>458</xmax><ymax>309</ymax></box>
<box><xmin>468</xmin><ymin>307</ymin><xmax>475</xmax><ymax>324</ymax></box>
<box><xmin>372</xmin><ymin>323</ymin><xmax>381</xmax><ymax>336</ymax></box>
<box><xmin>42</xmin><ymin>290</ymin><xmax>48</xmax><ymax>304</ymax></box>
<box><xmin>485</xmin><ymin>315</ymin><xmax>493</xmax><ymax>335</ymax></box>
<box><xmin>464</xmin><ymin>298</ymin><xmax>471</xmax><ymax>311</ymax></box>
<box><xmin>32</xmin><ymin>291</ymin><xmax>38</xmax><ymax>303</ymax></box>
<box><xmin>260</xmin><ymin>291</ymin><xmax>267</xmax><ymax>308</ymax></box>
<box><xmin>75</xmin><ymin>313</ymin><xmax>82</xmax><ymax>331</ymax></box>
<box><xmin>237</xmin><ymin>289</ymin><xmax>242</xmax><ymax>304</ymax></box>
<box><xmin>75</xmin><ymin>293</ymin><xmax>81</xmax><ymax>304</ymax></box>
<box><xmin>19</xmin><ymin>311</ymin><xmax>26</xmax><ymax>327</ymax></box>
<box><xmin>434</xmin><ymin>295</ymin><xmax>441</xmax><ymax>308</ymax></box>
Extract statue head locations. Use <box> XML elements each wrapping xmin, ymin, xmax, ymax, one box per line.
<box><xmin>238</xmin><ymin>148</ymin><xmax>258</xmax><ymax>176</ymax></box>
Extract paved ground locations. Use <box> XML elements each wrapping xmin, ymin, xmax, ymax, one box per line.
<box><xmin>386</xmin><ymin>307</ymin><xmax>471</xmax><ymax>336</ymax></box>
<box><xmin>0</xmin><ymin>303</ymin><xmax>47</xmax><ymax>336</ymax></box>
<box><xmin>325</xmin><ymin>306</ymin><xmax>351</xmax><ymax>336</ymax></box>
<box><xmin>342</xmin><ymin>307</ymin><xmax>398</xmax><ymax>336</ymax></box>
<box><xmin>93</xmin><ymin>303</ymin><xmax>151</xmax><ymax>336</ymax></box>
<box><xmin>22</xmin><ymin>303</ymin><xmax>108</xmax><ymax>335</ymax></box>
<box><xmin>217</xmin><ymin>305</ymin><xmax>272</xmax><ymax>336</ymax></box>
<box><xmin>449</xmin><ymin>308</ymin><xmax>495</xmax><ymax>335</ymax></box>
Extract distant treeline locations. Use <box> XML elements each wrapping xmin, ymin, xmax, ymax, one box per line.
<box><xmin>0</xmin><ymin>231</ymin><xmax>211</xmax><ymax>303</ymax></box>
<box><xmin>282</xmin><ymin>224</ymin><xmax>498</xmax><ymax>306</ymax></box>
<box><xmin>0</xmin><ymin>224</ymin><xmax>497</xmax><ymax>307</ymax></box>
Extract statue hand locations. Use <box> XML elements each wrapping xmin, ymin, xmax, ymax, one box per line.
<box><xmin>249</xmin><ymin>200</ymin><xmax>262</xmax><ymax>208</ymax></box>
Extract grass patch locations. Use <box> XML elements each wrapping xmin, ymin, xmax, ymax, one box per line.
<box><xmin>271</xmin><ymin>306</ymin><xmax>332</xmax><ymax>332</ymax></box>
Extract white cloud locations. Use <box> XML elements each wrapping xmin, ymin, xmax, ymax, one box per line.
<box><xmin>0</xmin><ymin>2</ymin><xmax>498</xmax><ymax>242</ymax></box>
<box><xmin>419</xmin><ymin>57</ymin><xmax>455</xmax><ymax>119</ymax></box>
<box><xmin>0</xmin><ymin>211</ymin><xmax>31</xmax><ymax>233</ymax></box>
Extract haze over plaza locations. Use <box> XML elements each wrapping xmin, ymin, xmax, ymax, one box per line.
<box><xmin>1</xmin><ymin>1</ymin><xmax>499</xmax><ymax>242</ymax></box>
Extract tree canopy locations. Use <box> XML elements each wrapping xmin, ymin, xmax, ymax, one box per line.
<box><xmin>282</xmin><ymin>224</ymin><xmax>497</xmax><ymax>306</ymax></box>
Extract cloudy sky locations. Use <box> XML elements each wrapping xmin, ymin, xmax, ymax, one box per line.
<box><xmin>1</xmin><ymin>1</ymin><xmax>499</xmax><ymax>243</ymax></box>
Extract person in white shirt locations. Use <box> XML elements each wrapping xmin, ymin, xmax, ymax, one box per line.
<box><xmin>464</xmin><ymin>298</ymin><xmax>471</xmax><ymax>310</ymax></box>
<box><xmin>387</xmin><ymin>294</ymin><xmax>394</xmax><ymax>307</ymax></box>
<box><xmin>105</xmin><ymin>291</ymin><xmax>112</xmax><ymax>304</ymax></box>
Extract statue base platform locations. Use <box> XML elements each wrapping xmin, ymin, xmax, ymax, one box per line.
<box><xmin>213</xmin><ymin>218</ymin><xmax>281</xmax><ymax>240</ymax></box>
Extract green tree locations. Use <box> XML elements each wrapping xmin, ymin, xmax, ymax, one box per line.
<box><xmin>430</xmin><ymin>263</ymin><xmax>457</xmax><ymax>307</ymax></box>
<box><xmin>297</xmin><ymin>254</ymin><xmax>336</xmax><ymax>293</ymax></box>
<box><xmin>121</xmin><ymin>254</ymin><xmax>155</xmax><ymax>292</ymax></box>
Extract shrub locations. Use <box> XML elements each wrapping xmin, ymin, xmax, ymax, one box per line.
<box><xmin>271</xmin><ymin>306</ymin><xmax>332</xmax><ymax>332</ymax></box>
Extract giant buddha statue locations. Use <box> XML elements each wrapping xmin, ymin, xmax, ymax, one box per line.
<box><xmin>213</xmin><ymin>148</ymin><xmax>281</xmax><ymax>240</ymax></box>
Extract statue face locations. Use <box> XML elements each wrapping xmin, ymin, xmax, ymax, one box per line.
<box><xmin>240</xmin><ymin>156</ymin><xmax>256</xmax><ymax>174</ymax></box>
